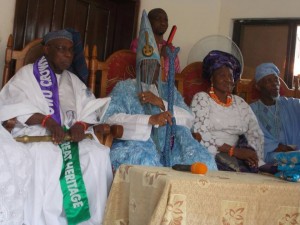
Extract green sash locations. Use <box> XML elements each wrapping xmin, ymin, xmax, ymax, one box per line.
<box><xmin>59</xmin><ymin>141</ymin><xmax>91</xmax><ymax>224</ymax></box>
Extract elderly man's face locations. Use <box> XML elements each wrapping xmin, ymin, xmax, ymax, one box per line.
<box><xmin>44</xmin><ymin>38</ymin><xmax>74</xmax><ymax>74</ymax></box>
<box><xmin>257</xmin><ymin>74</ymin><xmax>280</xmax><ymax>99</ymax></box>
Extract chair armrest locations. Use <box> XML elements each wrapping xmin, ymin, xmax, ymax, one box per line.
<box><xmin>110</xmin><ymin>124</ymin><xmax>123</xmax><ymax>138</ymax></box>
<box><xmin>93</xmin><ymin>124</ymin><xmax>123</xmax><ymax>147</ymax></box>
<box><xmin>93</xmin><ymin>123</ymin><xmax>111</xmax><ymax>135</ymax></box>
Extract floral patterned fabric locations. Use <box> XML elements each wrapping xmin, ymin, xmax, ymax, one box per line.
<box><xmin>274</xmin><ymin>151</ymin><xmax>300</xmax><ymax>182</ymax></box>
<box><xmin>104</xmin><ymin>165</ymin><xmax>300</xmax><ymax>225</ymax></box>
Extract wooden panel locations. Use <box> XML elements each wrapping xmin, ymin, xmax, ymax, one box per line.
<box><xmin>112</xmin><ymin>1</ymin><xmax>140</xmax><ymax>52</ymax></box>
<box><xmin>65</xmin><ymin>0</ymin><xmax>90</xmax><ymax>38</ymax></box>
<box><xmin>12</xmin><ymin>0</ymin><xmax>139</xmax><ymax>61</ymax></box>
<box><xmin>85</xmin><ymin>2</ymin><xmax>116</xmax><ymax>60</ymax></box>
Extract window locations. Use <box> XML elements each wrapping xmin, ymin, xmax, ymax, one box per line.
<box><xmin>294</xmin><ymin>26</ymin><xmax>300</xmax><ymax>76</ymax></box>
<box><xmin>233</xmin><ymin>19</ymin><xmax>300</xmax><ymax>87</ymax></box>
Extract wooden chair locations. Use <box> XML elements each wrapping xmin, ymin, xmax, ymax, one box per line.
<box><xmin>235</xmin><ymin>77</ymin><xmax>299</xmax><ymax>104</ymax></box>
<box><xmin>2</xmin><ymin>34</ymin><xmax>43</xmax><ymax>87</ymax></box>
<box><xmin>1</xmin><ymin>35</ymin><xmax>123</xmax><ymax>147</ymax></box>
<box><xmin>173</xmin><ymin>61</ymin><xmax>210</xmax><ymax>141</ymax></box>
<box><xmin>176</xmin><ymin>61</ymin><xmax>210</xmax><ymax>106</ymax></box>
<box><xmin>294</xmin><ymin>75</ymin><xmax>300</xmax><ymax>99</ymax></box>
<box><xmin>89</xmin><ymin>46</ymin><xmax>136</xmax><ymax>98</ymax></box>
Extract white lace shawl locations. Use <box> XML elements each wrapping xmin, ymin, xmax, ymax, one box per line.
<box><xmin>191</xmin><ymin>92</ymin><xmax>264</xmax><ymax>165</ymax></box>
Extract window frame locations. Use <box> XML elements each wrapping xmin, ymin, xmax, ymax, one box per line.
<box><xmin>233</xmin><ymin>18</ymin><xmax>300</xmax><ymax>87</ymax></box>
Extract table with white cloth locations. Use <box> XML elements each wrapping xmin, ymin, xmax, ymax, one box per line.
<box><xmin>104</xmin><ymin>164</ymin><xmax>300</xmax><ymax>225</ymax></box>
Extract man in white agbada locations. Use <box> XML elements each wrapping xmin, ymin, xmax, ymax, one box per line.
<box><xmin>0</xmin><ymin>123</ymin><xmax>32</xmax><ymax>225</ymax></box>
<box><xmin>0</xmin><ymin>29</ymin><xmax>113</xmax><ymax>225</ymax></box>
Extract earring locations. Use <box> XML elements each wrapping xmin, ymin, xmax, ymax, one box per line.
<box><xmin>209</xmin><ymin>83</ymin><xmax>214</xmax><ymax>94</ymax></box>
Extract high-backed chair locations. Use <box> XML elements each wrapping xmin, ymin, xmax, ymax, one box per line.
<box><xmin>89</xmin><ymin>46</ymin><xmax>172</xmax><ymax>98</ymax></box>
<box><xmin>176</xmin><ymin>61</ymin><xmax>210</xmax><ymax>106</ymax></box>
<box><xmin>2</xmin><ymin>35</ymin><xmax>43</xmax><ymax>87</ymax></box>
<box><xmin>89</xmin><ymin>46</ymin><xmax>136</xmax><ymax>98</ymax></box>
<box><xmin>1</xmin><ymin>35</ymin><xmax>122</xmax><ymax>147</ymax></box>
<box><xmin>294</xmin><ymin>75</ymin><xmax>300</xmax><ymax>98</ymax></box>
<box><xmin>235</xmin><ymin>77</ymin><xmax>299</xmax><ymax>104</ymax></box>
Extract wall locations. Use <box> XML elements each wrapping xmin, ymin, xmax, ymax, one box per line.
<box><xmin>138</xmin><ymin>0</ymin><xmax>221</xmax><ymax>70</ymax></box>
<box><xmin>139</xmin><ymin>0</ymin><xmax>300</xmax><ymax>70</ymax></box>
<box><xmin>1</xmin><ymin>0</ymin><xmax>300</xmax><ymax>86</ymax></box>
<box><xmin>0</xmin><ymin>0</ymin><xmax>16</xmax><ymax>87</ymax></box>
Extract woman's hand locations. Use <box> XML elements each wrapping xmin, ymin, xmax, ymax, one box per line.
<box><xmin>234</xmin><ymin>148</ymin><xmax>258</xmax><ymax>167</ymax></box>
<box><xmin>218</xmin><ymin>144</ymin><xmax>258</xmax><ymax>167</ymax></box>
<box><xmin>139</xmin><ymin>91</ymin><xmax>165</xmax><ymax>111</ymax></box>
<box><xmin>218</xmin><ymin>143</ymin><xmax>231</xmax><ymax>153</ymax></box>
<box><xmin>149</xmin><ymin>111</ymin><xmax>172</xmax><ymax>127</ymax></box>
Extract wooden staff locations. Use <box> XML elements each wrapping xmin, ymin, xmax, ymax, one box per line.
<box><xmin>15</xmin><ymin>133</ymin><xmax>93</xmax><ymax>143</ymax></box>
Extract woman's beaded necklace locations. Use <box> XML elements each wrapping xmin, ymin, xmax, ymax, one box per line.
<box><xmin>209</xmin><ymin>87</ymin><xmax>233</xmax><ymax>107</ymax></box>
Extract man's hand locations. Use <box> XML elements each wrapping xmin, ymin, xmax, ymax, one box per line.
<box><xmin>149</xmin><ymin>111</ymin><xmax>172</xmax><ymax>127</ymax></box>
<box><xmin>44</xmin><ymin>118</ymin><xmax>65</xmax><ymax>144</ymax></box>
<box><xmin>25</xmin><ymin>113</ymin><xmax>65</xmax><ymax>144</ymax></box>
<box><xmin>139</xmin><ymin>91</ymin><xmax>165</xmax><ymax>111</ymax></box>
<box><xmin>69</xmin><ymin>122</ymin><xmax>87</xmax><ymax>142</ymax></box>
<box><xmin>275</xmin><ymin>143</ymin><xmax>295</xmax><ymax>152</ymax></box>
<box><xmin>2</xmin><ymin>118</ymin><xmax>17</xmax><ymax>133</ymax></box>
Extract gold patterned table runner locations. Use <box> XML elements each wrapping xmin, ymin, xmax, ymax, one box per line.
<box><xmin>104</xmin><ymin>165</ymin><xmax>300</xmax><ymax>225</ymax></box>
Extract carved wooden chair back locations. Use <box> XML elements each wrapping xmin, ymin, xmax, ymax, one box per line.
<box><xmin>176</xmin><ymin>61</ymin><xmax>210</xmax><ymax>106</ymax></box>
<box><xmin>89</xmin><ymin>46</ymin><xmax>136</xmax><ymax>98</ymax></box>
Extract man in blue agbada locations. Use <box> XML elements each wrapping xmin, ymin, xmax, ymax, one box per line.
<box><xmin>103</xmin><ymin>10</ymin><xmax>217</xmax><ymax>171</ymax></box>
<box><xmin>250</xmin><ymin>63</ymin><xmax>300</xmax><ymax>164</ymax></box>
